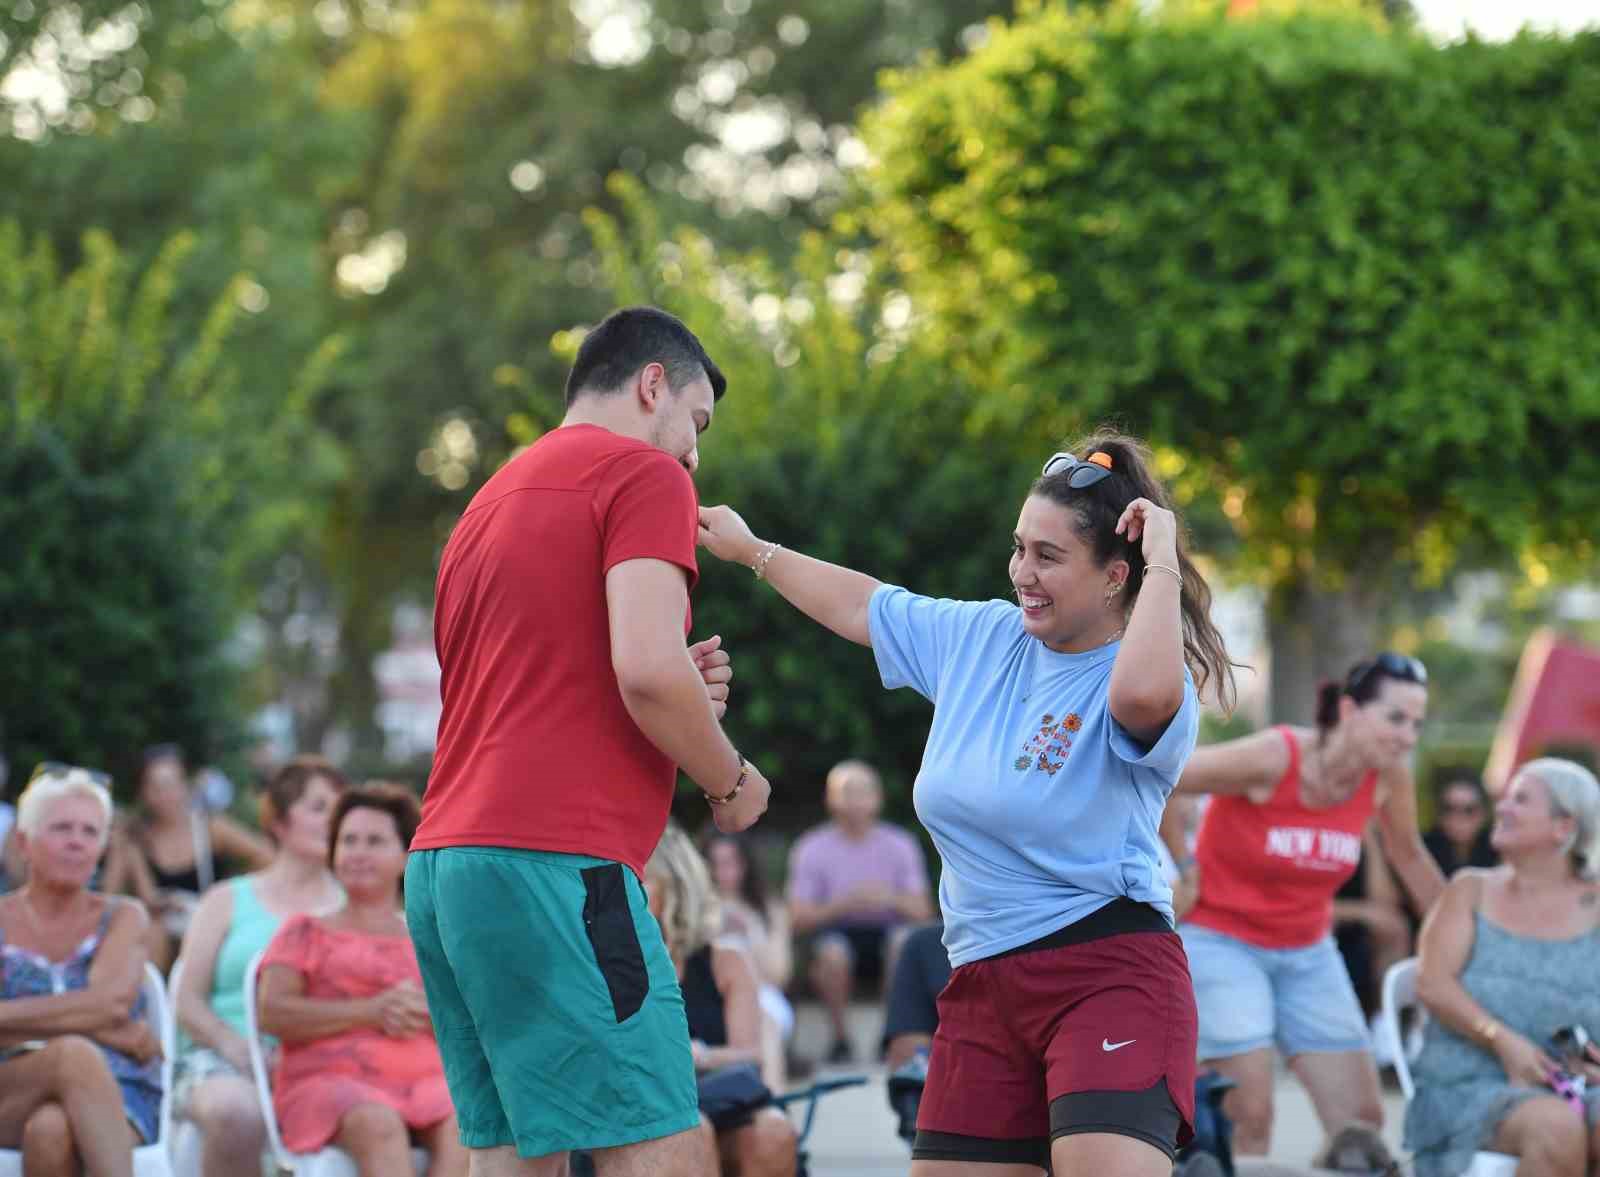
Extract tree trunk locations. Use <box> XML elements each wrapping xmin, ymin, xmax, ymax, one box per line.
<box><xmin>1265</xmin><ymin>575</ymin><xmax>1384</xmax><ymax>724</ymax></box>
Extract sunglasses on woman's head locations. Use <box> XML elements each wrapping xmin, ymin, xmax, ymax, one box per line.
<box><xmin>1041</xmin><ymin>450</ymin><xmax>1114</xmax><ymax>489</ymax></box>
<box><xmin>1346</xmin><ymin>651</ymin><xmax>1428</xmax><ymax>694</ymax></box>
<box><xmin>29</xmin><ymin>761</ymin><xmax>112</xmax><ymax>789</ymax></box>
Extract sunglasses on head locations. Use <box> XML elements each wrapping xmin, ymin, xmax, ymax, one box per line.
<box><xmin>1041</xmin><ymin>450</ymin><xmax>1115</xmax><ymax>489</ymax></box>
<box><xmin>1345</xmin><ymin>651</ymin><xmax>1428</xmax><ymax>695</ymax></box>
<box><xmin>29</xmin><ymin>761</ymin><xmax>112</xmax><ymax>789</ymax></box>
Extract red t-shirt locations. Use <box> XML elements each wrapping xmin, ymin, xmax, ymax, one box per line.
<box><xmin>1184</xmin><ymin>726</ymin><xmax>1378</xmax><ymax>949</ymax></box>
<box><xmin>413</xmin><ymin>424</ymin><xmax>699</xmax><ymax>876</ymax></box>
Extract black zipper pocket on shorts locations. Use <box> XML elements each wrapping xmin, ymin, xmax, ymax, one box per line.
<box><xmin>580</xmin><ymin>863</ymin><xmax>650</xmax><ymax>1023</ymax></box>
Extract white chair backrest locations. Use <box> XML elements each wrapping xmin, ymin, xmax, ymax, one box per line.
<box><xmin>1381</xmin><ymin>956</ymin><xmax>1419</xmax><ymax>1101</ymax></box>
<box><xmin>243</xmin><ymin>948</ymin><xmax>292</xmax><ymax>1167</ymax></box>
<box><xmin>1381</xmin><ymin>956</ymin><xmax>1519</xmax><ymax>1177</ymax></box>
<box><xmin>159</xmin><ymin>956</ymin><xmax>184</xmax><ymax>1151</ymax></box>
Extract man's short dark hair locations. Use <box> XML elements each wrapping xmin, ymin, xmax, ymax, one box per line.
<box><xmin>564</xmin><ymin>306</ymin><xmax>726</xmax><ymax>406</ymax></box>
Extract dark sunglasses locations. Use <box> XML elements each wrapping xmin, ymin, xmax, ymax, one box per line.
<box><xmin>1346</xmin><ymin>651</ymin><xmax>1427</xmax><ymax>695</ymax></box>
<box><xmin>1041</xmin><ymin>450</ymin><xmax>1115</xmax><ymax>489</ymax></box>
<box><xmin>1439</xmin><ymin>802</ymin><xmax>1483</xmax><ymax>816</ymax></box>
<box><xmin>29</xmin><ymin>761</ymin><xmax>112</xmax><ymax>789</ymax></box>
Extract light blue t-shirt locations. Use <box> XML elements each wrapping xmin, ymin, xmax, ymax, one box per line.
<box><xmin>869</xmin><ymin>584</ymin><xmax>1199</xmax><ymax>967</ymax></box>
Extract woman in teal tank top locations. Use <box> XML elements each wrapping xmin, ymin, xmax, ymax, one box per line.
<box><xmin>172</xmin><ymin>757</ymin><xmax>346</xmax><ymax>1177</ymax></box>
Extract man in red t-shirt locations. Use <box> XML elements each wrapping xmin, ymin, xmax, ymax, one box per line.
<box><xmin>405</xmin><ymin>306</ymin><xmax>772</xmax><ymax>1176</ymax></box>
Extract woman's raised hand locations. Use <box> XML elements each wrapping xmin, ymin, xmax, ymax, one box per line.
<box><xmin>1114</xmin><ymin>497</ymin><xmax>1179</xmax><ymax>566</ymax></box>
<box><xmin>697</xmin><ymin>505</ymin><xmax>763</xmax><ymax>567</ymax></box>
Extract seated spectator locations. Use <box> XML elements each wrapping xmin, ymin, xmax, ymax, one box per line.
<box><xmin>882</xmin><ymin>921</ymin><xmax>950</xmax><ymax>1074</ymax></box>
<box><xmin>1423</xmin><ymin>769</ymin><xmax>1498</xmax><ymax>877</ymax></box>
<box><xmin>1332</xmin><ymin>830</ymin><xmax>1412</xmax><ymax>1060</ymax></box>
<box><xmin>0</xmin><ymin>762</ymin><xmax>162</xmax><ymax>1176</ymax></box>
<box><xmin>258</xmin><ymin>783</ymin><xmax>464</xmax><ymax>1177</ymax></box>
<box><xmin>786</xmin><ymin>759</ymin><xmax>932</xmax><ymax>1063</ymax></box>
<box><xmin>704</xmin><ymin>833</ymin><xmax>795</xmax><ymax>1045</ymax></box>
<box><xmin>103</xmin><ymin>744</ymin><xmax>274</xmax><ymax>971</ymax></box>
<box><xmin>0</xmin><ymin>811</ymin><xmax>17</xmax><ymax>896</ymax></box>
<box><xmin>172</xmin><ymin>756</ymin><xmax>347</xmax><ymax>1177</ymax></box>
<box><xmin>0</xmin><ymin>742</ymin><xmax>15</xmax><ymax>894</ymax></box>
<box><xmin>1406</xmin><ymin>758</ymin><xmax>1600</xmax><ymax>1177</ymax></box>
<box><xmin>646</xmin><ymin>823</ymin><xmax>797</xmax><ymax>1177</ymax></box>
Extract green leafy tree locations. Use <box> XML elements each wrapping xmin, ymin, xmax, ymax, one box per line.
<box><xmin>0</xmin><ymin>222</ymin><xmax>338</xmax><ymax>792</ymax></box>
<box><xmin>858</xmin><ymin>1</ymin><xmax>1600</xmax><ymax>718</ymax></box>
<box><xmin>579</xmin><ymin>179</ymin><xmax>1069</xmax><ymax>821</ymax></box>
<box><xmin>5</xmin><ymin>0</ymin><xmax>1018</xmax><ymax>759</ymax></box>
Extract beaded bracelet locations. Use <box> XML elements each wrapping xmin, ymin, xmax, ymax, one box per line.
<box><xmin>704</xmin><ymin>758</ymin><xmax>750</xmax><ymax>807</ymax></box>
<box><xmin>752</xmin><ymin>542</ymin><xmax>782</xmax><ymax>581</ymax></box>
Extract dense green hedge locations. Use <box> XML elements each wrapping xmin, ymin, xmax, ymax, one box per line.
<box><xmin>0</xmin><ymin>225</ymin><xmax>335</xmax><ymax>795</ymax></box>
<box><xmin>0</xmin><ymin>422</ymin><xmax>240</xmax><ymax>792</ymax></box>
<box><xmin>860</xmin><ymin>3</ymin><xmax>1600</xmax><ymax>586</ymax></box>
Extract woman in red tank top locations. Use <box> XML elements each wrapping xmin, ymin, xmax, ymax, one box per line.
<box><xmin>1163</xmin><ymin>654</ymin><xmax>1446</xmax><ymax>1157</ymax></box>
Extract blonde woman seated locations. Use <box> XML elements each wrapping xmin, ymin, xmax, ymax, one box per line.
<box><xmin>703</xmin><ymin>832</ymin><xmax>795</xmax><ymax>1050</ymax></box>
<box><xmin>173</xmin><ymin>756</ymin><xmax>347</xmax><ymax>1177</ymax></box>
<box><xmin>646</xmin><ymin>824</ymin><xmax>798</xmax><ymax>1177</ymax></box>
<box><xmin>1407</xmin><ymin>758</ymin><xmax>1600</xmax><ymax>1177</ymax></box>
<box><xmin>258</xmin><ymin>783</ymin><xmax>465</xmax><ymax>1177</ymax></box>
<box><xmin>0</xmin><ymin>763</ymin><xmax>162</xmax><ymax>1177</ymax></box>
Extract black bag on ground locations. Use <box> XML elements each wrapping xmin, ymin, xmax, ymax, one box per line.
<box><xmin>698</xmin><ymin>1063</ymin><xmax>774</xmax><ymax>1131</ymax></box>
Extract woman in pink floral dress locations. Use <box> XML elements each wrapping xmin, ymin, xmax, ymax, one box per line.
<box><xmin>258</xmin><ymin>783</ymin><xmax>465</xmax><ymax>1177</ymax></box>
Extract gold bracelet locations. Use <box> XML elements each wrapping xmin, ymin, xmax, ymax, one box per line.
<box><xmin>752</xmin><ymin>542</ymin><xmax>781</xmax><ymax>581</ymax></box>
<box><xmin>1145</xmin><ymin>562</ymin><xmax>1183</xmax><ymax>587</ymax></box>
<box><xmin>1474</xmin><ymin>1016</ymin><xmax>1500</xmax><ymax>1046</ymax></box>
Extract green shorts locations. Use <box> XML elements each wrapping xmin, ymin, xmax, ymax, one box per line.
<box><xmin>405</xmin><ymin>846</ymin><xmax>700</xmax><ymax>1157</ymax></box>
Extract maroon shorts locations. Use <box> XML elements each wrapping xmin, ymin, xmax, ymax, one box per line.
<box><xmin>914</xmin><ymin>898</ymin><xmax>1198</xmax><ymax>1166</ymax></box>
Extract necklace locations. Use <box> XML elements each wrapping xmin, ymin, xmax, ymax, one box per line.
<box><xmin>12</xmin><ymin>890</ymin><xmax>90</xmax><ymax>951</ymax></box>
<box><xmin>1022</xmin><ymin>627</ymin><xmax>1124</xmax><ymax>701</ymax></box>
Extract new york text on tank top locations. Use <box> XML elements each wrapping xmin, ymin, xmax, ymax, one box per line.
<box><xmin>1263</xmin><ymin>826</ymin><xmax>1363</xmax><ymax>872</ymax></box>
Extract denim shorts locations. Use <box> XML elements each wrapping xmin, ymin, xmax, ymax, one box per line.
<box><xmin>1179</xmin><ymin>923</ymin><xmax>1370</xmax><ymax>1060</ymax></box>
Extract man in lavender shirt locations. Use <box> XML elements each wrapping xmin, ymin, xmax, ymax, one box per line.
<box><xmin>787</xmin><ymin>759</ymin><xmax>933</xmax><ymax>1063</ymax></box>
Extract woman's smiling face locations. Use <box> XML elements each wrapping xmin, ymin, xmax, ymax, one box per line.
<box><xmin>1009</xmin><ymin>494</ymin><xmax>1125</xmax><ymax>652</ymax></box>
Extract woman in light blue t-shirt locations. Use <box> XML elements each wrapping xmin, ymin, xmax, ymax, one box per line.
<box><xmin>699</xmin><ymin>429</ymin><xmax>1236</xmax><ymax>1177</ymax></box>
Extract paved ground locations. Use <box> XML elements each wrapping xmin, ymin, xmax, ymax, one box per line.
<box><xmin>785</xmin><ymin>1003</ymin><xmax>1408</xmax><ymax>1176</ymax></box>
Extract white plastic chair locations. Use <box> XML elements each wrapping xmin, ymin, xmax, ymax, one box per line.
<box><xmin>161</xmin><ymin>956</ymin><xmax>203</xmax><ymax>1177</ymax></box>
<box><xmin>0</xmin><ymin>962</ymin><xmax>175</xmax><ymax>1176</ymax></box>
<box><xmin>244</xmin><ymin>949</ymin><xmax>427</xmax><ymax>1177</ymax></box>
<box><xmin>1382</xmin><ymin>957</ymin><xmax>1518</xmax><ymax>1177</ymax></box>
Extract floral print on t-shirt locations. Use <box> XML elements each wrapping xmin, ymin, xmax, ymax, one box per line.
<box><xmin>1014</xmin><ymin>711</ymin><xmax>1083</xmax><ymax>775</ymax></box>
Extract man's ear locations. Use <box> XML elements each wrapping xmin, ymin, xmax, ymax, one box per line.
<box><xmin>635</xmin><ymin>361</ymin><xmax>668</xmax><ymax>412</ymax></box>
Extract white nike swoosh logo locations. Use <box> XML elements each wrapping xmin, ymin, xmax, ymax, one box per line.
<box><xmin>1102</xmin><ymin>1038</ymin><xmax>1136</xmax><ymax>1052</ymax></box>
